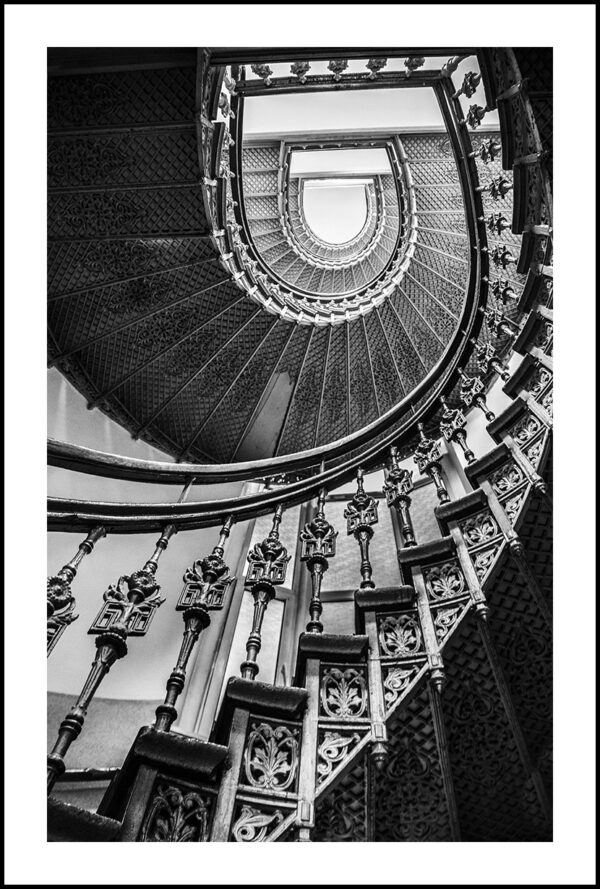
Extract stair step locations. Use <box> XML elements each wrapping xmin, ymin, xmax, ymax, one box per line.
<box><xmin>48</xmin><ymin>796</ymin><xmax>121</xmax><ymax>842</ymax></box>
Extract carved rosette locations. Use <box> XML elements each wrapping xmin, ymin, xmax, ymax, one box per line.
<box><xmin>320</xmin><ymin>667</ymin><xmax>368</xmax><ymax>719</ymax></box>
<box><xmin>242</xmin><ymin>721</ymin><xmax>300</xmax><ymax>793</ymax></box>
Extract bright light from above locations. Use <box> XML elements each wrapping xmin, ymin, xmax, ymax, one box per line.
<box><xmin>302</xmin><ymin>179</ymin><xmax>370</xmax><ymax>244</ymax></box>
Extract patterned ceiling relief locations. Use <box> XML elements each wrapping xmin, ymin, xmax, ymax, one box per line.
<box><xmin>47</xmin><ymin>58</ymin><xmax>515</xmax><ymax>464</ymax></box>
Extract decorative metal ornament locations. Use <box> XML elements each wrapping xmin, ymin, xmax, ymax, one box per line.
<box><xmin>465</xmin><ymin>104</ymin><xmax>487</xmax><ymax>129</ymax></box>
<box><xmin>439</xmin><ymin>396</ymin><xmax>476</xmax><ymax>464</ymax></box>
<box><xmin>243</xmin><ymin>721</ymin><xmax>300</xmax><ymax>792</ymax></box>
<box><xmin>366</xmin><ymin>58</ymin><xmax>388</xmax><ymax>79</ymax></box>
<box><xmin>250</xmin><ymin>63</ymin><xmax>273</xmax><ymax>86</ymax></box>
<box><xmin>383</xmin><ymin>445</ymin><xmax>417</xmax><ymax>547</ymax></box>
<box><xmin>488</xmin><ymin>175</ymin><xmax>513</xmax><ymax>201</ymax></box>
<box><xmin>290</xmin><ymin>61</ymin><xmax>311</xmax><ymax>83</ymax></box>
<box><xmin>454</xmin><ymin>71</ymin><xmax>481</xmax><ymax>99</ymax></box>
<box><xmin>327</xmin><ymin>59</ymin><xmax>349</xmax><ymax>81</ymax></box>
<box><xmin>300</xmin><ymin>487</ymin><xmax>337</xmax><ymax>633</ymax></box>
<box><xmin>413</xmin><ymin>423</ymin><xmax>450</xmax><ymax>503</ymax></box>
<box><xmin>344</xmin><ymin>469</ymin><xmax>378</xmax><ymax>589</ymax></box>
<box><xmin>478</xmin><ymin>138</ymin><xmax>500</xmax><ymax>164</ymax></box>
<box><xmin>404</xmin><ymin>56</ymin><xmax>426</xmax><ymax>76</ymax></box>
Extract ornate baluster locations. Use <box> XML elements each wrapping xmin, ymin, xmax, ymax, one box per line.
<box><xmin>327</xmin><ymin>58</ymin><xmax>348</xmax><ymax>81</ymax></box>
<box><xmin>382</xmin><ymin>445</ymin><xmax>417</xmax><ymax>547</ymax></box>
<box><xmin>154</xmin><ymin>517</ymin><xmax>235</xmax><ymax>732</ymax></box>
<box><xmin>47</xmin><ymin>483</ymin><xmax>193</xmax><ymax>793</ymax></box>
<box><xmin>366</xmin><ymin>57</ymin><xmax>387</xmax><ymax>79</ymax></box>
<box><xmin>458</xmin><ymin>369</ymin><xmax>495</xmax><ymax>421</ymax></box>
<box><xmin>300</xmin><ymin>488</ymin><xmax>337</xmax><ymax>634</ymax></box>
<box><xmin>439</xmin><ymin>396</ymin><xmax>476</xmax><ymax>464</ymax></box>
<box><xmin>479</xmin><ymin>306</ymin><xmax>519</xmax><ymax>338</ymax></box>
<box><xmin>241</xmin><ymin>505</ymin><xmax>291</xmax><ymax>680</ymax></box>
<box><xmin>290</xmin><ymin>61</ymin><xmax>311</xmax><ymax>83</ymax></box>
<box><xmin>472</xmin><ymin>340</ymin><xmax>510</xmax><ymax>381</ymax></box>
<box><xmin>413</xmin><ymin>423</ymin><xmax>450</xmax><ymax>504</ymax></box>
<box><xmin>250</xmin><ymin>63</ymin><xmax>273</xmax><ymax>86</ymax></box>
<box><xmin>344</xmin><ymin>469</ymin><xmax>378</xmax><ymax>589</ymax></box>
<box><xmin>47</xmin><ymin>526</ymin><xmax>106</xmax><ymax>655</ymax></box>
<box><xmin>404</xmin><ymin>56</ymin><xmax>425</xmax><ymax>76</ymax></box>
<box><xmin>452</xmin><ymin>70</ymin><xmax>481</xmax><ymax>99</ymax></box>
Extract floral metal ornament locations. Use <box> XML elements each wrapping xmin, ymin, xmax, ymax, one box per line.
<box><xmin>472</xmin><ymin>340</ymin><xmax>510</xmax><ymax>381</ymax></box>
<box><xmin>250</xmin><ymin>63</ymin><xmax>273</xmax><ymax>86</ymax></box>
<box><xmin>423</xmin><ymin>561</ymin><xmax>467</xmax><ymax>601</ymax></box>
<box><xmin>366</xmin><ymin>58</ymin><xmax>388</xmax><ymax>79</ymax></box>
<box><xmin>454</xmin><ymin>71</ymin><xmax>481</xmax><ymax>99</ymax></box>
<box><xmin>465</xmin><ymin>104</ymin><xmax>487</xmax><ymax>129</ymax></box>
<box><xmin>413</xmin><ymin>423</ymin><xmax>450</xmax><ymax>503</ymax></box>
<box><xmin>486</xmin><ymin>212</ymin><xmax>509</xmax><ymax>236</ymax></box>
<box><xmin>490</xmin><ymin>278</ymin><xmax>518</xmax><ymax>304</ymax></box>
<box><xmin>481</xmin><ymin>306</ymin><xmax>518</xmax><ymax>339</ymax></box>
<box><xmin>478</xmin><ymin>138</ymin><xmax>500</xmax><ymax>164</ymax></box>
<box><xmin>378</xmin><ymin>613</ymin><xmax>423</xmax><ymax>657</ymax></box>
<box><xmin>327</xmin><ymin>59</ymin><xmax>349</xmax><ymax>81</ymax></box>
<box><xmin>460</xmin><ymin>512</ymin><xmax>500</xmax><ymax>547</ymax></box>
<box><xmin>243</xmin><ymin>721</ymin><xmax>300</xmax><ymax>792</ymax></box>
<box><xmin>404</xmin><ymin>56</ymin><xmax>425</xmax><ymax>76</ymax></box>
<box><xmin>290</xmin><ymin>61</ymin><xmax>311</xmax><ymax>83</ymax></box>
<box><xmin>488</xmin><ymin>175</ymin><xmax>513</xmax><ymax>201</ymax></box>
<box><xmin>320</xmin><ymin>667</ymin><xmax>368</xmax><ymax>718</ymax></box>
<box><xmin>232</xmin><ymin>805</ymin><xmax>284</xmax><ymax>842</ymax></box>
<box><xmin>490</xmin><ymin>245</ymin><xmax>516</xmax><ymax>269</ymax></box>
<box><xmin>317</xmin><ymin>731</ymin><xmax>361</xmax><ymax>781</ymax></box>
<box><xmin>383</xmin><ymin>665</ymin><xmax>420</xmax><ymax>709</ymax></box>
<box><xmin>140</xmin><ymin>783</ymin><xmax>211</xmax><ymax>842</ymax></box>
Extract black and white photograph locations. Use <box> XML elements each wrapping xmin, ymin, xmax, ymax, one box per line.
<box><xmin>4</xmin><ymin>4</ymin><xmax>596</xmax><ymax>886</ymax></box>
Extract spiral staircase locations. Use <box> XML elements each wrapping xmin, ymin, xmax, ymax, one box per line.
<box><xmin>47</xmin><ymin>47</ymin><xmax>553</xmax><ymax>842</ymax></box>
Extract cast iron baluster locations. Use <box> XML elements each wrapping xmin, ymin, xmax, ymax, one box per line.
<box><xmin>413</xmin><ymin>423</ymin><xmax>450</xmax><ymax>504</ymax></box>
<box><xmin>154</xmin><ymin>516</ymin><xmax>235</xmax><ymax>732</ymax></box>
<box><xmin>452</xmin><ymin>70</ymin><xmax>481</xmax><ymax>99</ymax></box>
<box><xmin>344</xmin><ymin>468</ymin><xmax>378</xmax><ymax>589</ymax></box>
<box><xmin>47</xmin><ymin>525</ymin><xmax>106</xmax><ymax>655</ymax></box>
<box><xmin>472</xmin><ymin>340</ymin><xmax>510</xmax><ymax>381</ymax></box>
<box><xmin>479</xmin><ymin>306</ymin><xmax>519</xmax><ymax>338</ymax></box>
<box><xmin>250</xmin><ymin>63</ymin><xmax>273</xmax><ymax>86</ymax></box>
<box><xmin>241</xmin><ymin>504</ymin><xmax>290</xmax><ymax>680</ymax></box>
<box><xmin>300</xmin><ymin>487</ymin><xmax>337</xmax><ymax>634</ymax></box>
<box><xmin>366</xmin><ymin>57</ymin><xmax>387</xmax><ymax>79</ymax></box>
<box><xmin>490</xmin><ymin>277</ymin><xmax>518</xmax><ymax>304</ymax></box>
<box><xmin>458</xmin><ymin>369</ymin><xmax>495</xmax><ymax>421</ymax></box>
<box><xmin>290</xmin><ymin>61</ymin><xmax>311</xmax><ymax>83</ymax></box>
<box><xmin>382</xmin><ymin>445</ymin><xmax>417</xmax><ymax>547</ymax></box>
<box><xmin>47</xmin><ymin>483</ymin><xmax>193</xmax><ymax>793</ymax></box>
<box><xmin>439</xmin><ymin>396</ymin><xmax>476</xmax><ymax>464</ymax></box>
<box><xmin>404</xmin><ymin>56</ymin><xmax>425</xmax><ymax>76</ymax></box>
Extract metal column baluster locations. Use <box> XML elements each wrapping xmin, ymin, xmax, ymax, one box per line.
<box><xmin>154</xmin><ymin>515</ymin><xmax>235</xmax><ymax>732</ymax></box>
<box><xmin>300</xmin><ymin>485</ymin><xmax>337</xmax><ymax>634</ymax></box>
<box><xmin>241</xmin><ymin>504</ymin><xmax>290</xmax><ymax>680</ymax></box>
<box><xmin>345</xmin><ymin>468</ymin><xmax>379</xmax><ymax>589</ymax></box>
